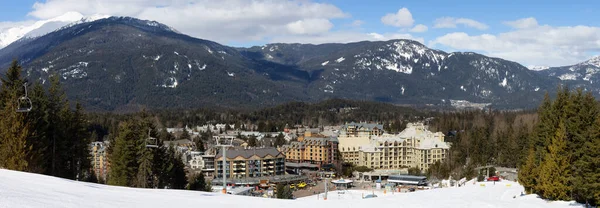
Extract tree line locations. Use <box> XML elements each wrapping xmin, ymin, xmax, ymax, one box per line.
<box><xmin>0</xmin><ymin>61</ymin><xmax>211</xmax><ymax>192</ymax></box>
<box><xmin>0</xmin><ymin>60</ymin><xmax>91</xmax><ymax>181</ymax></box>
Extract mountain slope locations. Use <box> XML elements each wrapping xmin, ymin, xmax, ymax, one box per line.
<box><xmin>3</xmin><ymin>17</ymin><xmax>312</xmax><ymax>111</ymax></box>
<box><xmin>0</xmin><ymin>16</ymin><xmax>566</xmax><ymax>111</ymax></box>
<box><xmin>535</xmin><ymin>56</ymin><xmax>600</xmax><ymax>92</ymax></box>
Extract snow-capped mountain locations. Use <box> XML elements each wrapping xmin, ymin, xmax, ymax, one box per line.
<box><xmin>0</xmin><ymin>12</ymin><xmax>109</xmax><ymax>48</ymax></box>
<box><xmin>0</xmin><ymin>16</ymin><xmax>574</xmax><ymax>111</ymax></box>
<box><xmin>535</xmin><ymin>56</ymin><xmax>600</xmax><ymax>90</ymax></box>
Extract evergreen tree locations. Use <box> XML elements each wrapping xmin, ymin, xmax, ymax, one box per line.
<box><xmin>187</xmin><ymin>173</ymin><xmax>211</xmax><ymax>191</ymax></box>
<box><xmin>576</xmin><ymin>113</ymin><xmax>600</xmax><ymax>206</ymax></box>
<box><xmin>519</xmin><ymin>147</ymin><xmax>537</xmax><ymax>194</ymax></box>
<box><xmin>0</xmin><ymin>60</ymin><xmax>24</xmax><ymax>105</ymax></box>
<box><xmin>25</xmin><ymin>82</ymin><xmax>50</xmax><ymax>173</ymax></box>
<box><xmin>274</xmin><ymin>133</ymin><xmax>286</xmax><ymax>147</ymax></box>
<box><xmin>536</xmin><ymin>122</ymin><xmax>571</xmax><ymax>200</ymax></box>
<box><xmin>108</xmin><ymin>121</ymin><xmax>140</xmax><ymax>186</ymax></box>
<box><xmin>247</xmin><ymin>135</ymin><xmax>258</xmax><ymax>147</ymax></box>
<box><xmin>0</xmin><ymin>61</ymin><xmax>32</xmax><ymax>171</ymax></box>
<box><xmin>0</xmin><ymin>89</ymin><xmax>31</xmax><ymax>171</ymax></box>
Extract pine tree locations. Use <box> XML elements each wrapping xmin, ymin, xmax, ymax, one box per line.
<box><xmin>0</xmin><ymin>61</ymin><xmax>32</xmax><ymax>171</ymax></box>
<box><xmin>576</xmin><ymin>113</ymin><xmax>600</xmax><ymax>206</ymax></box>
<box><xmin>536</xmin><ymin>122</ymin><xmax>571</xmax><ymax>200</ymax></box>
<box><xmin>25</xmin><ymin>82</ymin><xmax>50</xmax><ymax>173</ymax></box>
<box><xmin>0</xmin><ymin>60</ymin><xmax>24</xmax><ymax>106</ymax></box>
<box><xmin>518</xmin><ymin>147</ymin><xmax>537</xmax><ymax>194</ymax></box>
<box><xmin>187</xmin><ymin>173</ymin><xmax>211</xmax><ymax>191</ymax></box>
<box><xmin>0</xmin><ymin>89</ymin><xmax>31</xmax><ymax>171</ymax></box>
<box><xmin>108</xmin><ymin>121</ymin><xmax>140</xmax><ymax>186</ymax></box>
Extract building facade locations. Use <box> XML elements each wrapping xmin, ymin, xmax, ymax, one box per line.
<box><xmin>338</xmin><ymin>122</ymin><xmax>449</xmax><ymax>172</ymax></box>
<box><xmin>188</xmin><ymin>150</ymin><xmax>216</xmax><ymax>178</ymax></box>
<box><xmin>90</xmin><ymin>141</ymin><xmax>110</xmax><ymax>181</ymax></box>
<box><xmin>279</xmin><ymin>131</ymin><xmax>339</xmax><ymax>172</ymax></box>
<box><xmin>215</xmin><ymin>147</ymin><xmax>285</xmax><ymax>179</ymax></box>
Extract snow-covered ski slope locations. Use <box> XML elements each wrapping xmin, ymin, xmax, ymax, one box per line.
<box><xmin>0</xmin><ymin>169</ymin><xmax>582</xmax><ymax>208</ymax></box>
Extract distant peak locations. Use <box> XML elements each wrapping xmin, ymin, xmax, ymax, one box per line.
<box><xmin>581</xmin><ymin>55</ymin><xmax>600</xmax><ymax>68</ymax></box>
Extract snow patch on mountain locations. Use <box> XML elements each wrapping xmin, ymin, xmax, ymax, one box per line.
<box><xmin>527</xmin><ymin>65</ymin><xmax>549</xmax><ymax>71</ymax></box>
<box><xmin>499</xmin><ymin>77</ymin><xmax>508</xmax><ymax>87</ymax></box>
<box><xmin>581</xmin><ymin>55</ymin><xmax>600</xmax><ymax>68</ymax></box>
<box><xmin>59</xmin><ymin>61</ymin><xmax>88</xmax><ymax>79</ymax></box>
<box><xmin>558</xmin><ymin>73</ymin><xmax>579</xmax><ymax>80</ymax></box>
<box><xmin>161</xmin><ymin>77</ymin><xmax>178</xmax><ymax>88</ymax></box>
<box><xmin>353</xmin><ymin>40</ymin><xmax>445</xmax><ymax>74</ymax></box>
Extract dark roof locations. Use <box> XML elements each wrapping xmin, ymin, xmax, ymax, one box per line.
<box><xmin>388</xmin><ymin>175</ymin><xmax>428</xmax><ymax>181</ymax></box>
<box><xmin>343</xmin><ymin>122</ymin><xmax>383</xmax><ymax>131</ymax></box>
<box><xmin>215</xmin><ymin>147</ymin><xmax>283</xmax><ymax>159</ymax></box>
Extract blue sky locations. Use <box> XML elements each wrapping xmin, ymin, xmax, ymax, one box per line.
<box><xmin>1</xmin><ymin>0</ymin><xmax>599</xmax><ymax>66</ymax></box>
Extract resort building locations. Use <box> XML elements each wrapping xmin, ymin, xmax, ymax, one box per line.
<box><xmin>279</xmin><ymin>131</ymin><xmax>339</xmax><ymax>172</ymax></box>
<box><xmin>338</xmin><ymin>122</ymin><xmax>449</xmax><ymax>172</ymax></box>
<box><xmin>215</xmin><ymin>147</ymin><xmax>285</xmax><ymax>179</ymax></box>
<box><xmin>90</xmin><ymin>141</ymin><xmax>110</xmax><ymax>181</ymax></box>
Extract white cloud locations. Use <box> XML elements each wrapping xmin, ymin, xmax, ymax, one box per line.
<box><xmin>433</xmin><ymin>17</ymin><xmax>489</xmax><ymax>30</ymax></box>
<box><xmin>286</xmin><ymin>18</ymin><xmax>333</xmax><ymax>35</ymax></box>
<box><xmin>381</xmin><ymin>8</ymin><xmax>414</xmax><ymax>27</ymax></box>
<box><xmin>503</xmin><ymin>17</ymin><xmax>538</xmax><ymax>29</ymax></box>
<box><xmin>351</xmin><ymin>20</ymin><xmax>364</xmax><ymax>27</ymax></box>
<box><xmin>409</xmin><ymin>24</ymin><xmax>428</xmax><ymax>33</ymax></box>
<box><xmin>429</xmin><ymin>25</ymin><xmax>600</xmax><ymax>66</ymax></box>
<box><xmin>25</xmin><ymin>0</ymin><xmax>349</xmax><ymax>44</ymax></box>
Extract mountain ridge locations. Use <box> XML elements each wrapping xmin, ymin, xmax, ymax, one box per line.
<box><xmin>0</xmin><ymin>16</ymin><xmax>589</xmax><ymax>112</ymax></box>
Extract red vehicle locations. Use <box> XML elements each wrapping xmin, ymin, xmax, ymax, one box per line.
<box><xmin>487</xmin><ymin>176</ymin><xmax>500</xmax><ymax>181</ymax></box>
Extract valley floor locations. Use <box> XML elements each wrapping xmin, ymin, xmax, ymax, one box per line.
<box><xmin>0</xmin><ymin>169</ymin><xmax>583</xmax><ymax>208</ymax></box>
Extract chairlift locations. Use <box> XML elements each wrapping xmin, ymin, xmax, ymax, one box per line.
<box><xmin>16</xmin><ymin>83</ymin><xmax>32</xmax><ymax>113</ymax></box>
<box><xmin>146</xmin><ymin>129</ymin><xmax>158</xmax><ymax>148</ymax></box>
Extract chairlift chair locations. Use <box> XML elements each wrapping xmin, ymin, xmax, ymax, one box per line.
<box><xmin>145</xmin><ymin>129</ymin><xmax>158</xmax><ymax>148</ymax></box>
<box><xmin>16</xmin><ymin>83</ymin><xmax>32</xmax><ymax>113</ymax></box>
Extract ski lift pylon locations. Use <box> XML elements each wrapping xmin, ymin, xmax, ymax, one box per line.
<box><xmin>16</xmin><ymin>82</ymin><xmax>32</xmax><ymax>113</ymax></box>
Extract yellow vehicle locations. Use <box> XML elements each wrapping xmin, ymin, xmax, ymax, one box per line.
<box><xmin>297</xmin><ymin>182</ymin><xmax>307</xmax><ymax>189</ymax></box>
<box><xmin>289</xmin><ymin>184</ymin><xmax>296</xmax><ymax>189</ymax></box>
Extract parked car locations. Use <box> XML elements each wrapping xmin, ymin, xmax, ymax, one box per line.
<box><xmin>487</xmin><ymin>176</ymin><xmax>500</xmax><ymax>181</ymax></box>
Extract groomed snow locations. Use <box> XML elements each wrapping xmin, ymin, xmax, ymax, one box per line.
<box><xmin>0</xmin><ymin>169</ymin><xmax>582</xmax><ymax>208</ymax></box>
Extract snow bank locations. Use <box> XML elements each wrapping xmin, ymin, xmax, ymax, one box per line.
<box><xmin>0</xmin><ymin>169</ymin><xmax>582</xmax><ymax>208</ymax></box>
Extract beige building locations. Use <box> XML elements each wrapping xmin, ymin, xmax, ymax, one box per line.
<box><xmin>338</xmin><ymin>122</ymin><xmax>449</xmax><ymax>172</ymax></box>
<box><xmin>279</xmin><ymin>131</ymin><xmax>339</xmax><ymax>172</ymax></box>
<box><xmin>215</xmin><ymin>147</ymin><xmax>285</xmax><ymax>179</ymax></box>
<box><xmin>90</xmin><ymin>141</ymin><xmax>110</xmax><ymax>181</ymax></box>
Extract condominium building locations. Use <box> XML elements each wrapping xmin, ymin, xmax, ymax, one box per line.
<box><xmin>90</xmin><ymin>141</ymin><xmax>110</xmax><ymax>181</ymax></box>
<box><xmin>341</xmin><ymin>122</ymin><xmax>384</xmax><ymax>137</ymax></box>
<box><xmin>279</xmin><ymin>131</ymin><xmax>339</xmax><ymax>172</ymax></box>
<box><xmin>214</xmin><ymin>147</ymin><xmax>285</xmax><ymax>179</ymax></box>
<box><xmin>338</xmin><ymin>122</ymin><xmax>449</xmax><ymax>172</ymax></box>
